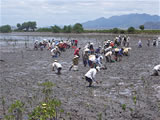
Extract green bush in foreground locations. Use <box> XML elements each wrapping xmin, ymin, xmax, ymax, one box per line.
<box><xmin>4</xmin><ymin>81</ymin><xmax>64</xmax><ymax>120</ymax></box>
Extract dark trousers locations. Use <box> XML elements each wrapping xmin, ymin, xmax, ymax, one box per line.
<box><xmin>85</xmin><ymin>76</ymin><xmax>92</xmax><ymax>87</ymax></box>
<box><xmin>57</xmin><ymin>68</ymin><xmax>62</xmax><ymax>74</ymax></box>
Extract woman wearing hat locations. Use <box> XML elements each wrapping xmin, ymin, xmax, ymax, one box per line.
<box><xmin>69</xmin><ymin>55</ymin><xmax>79</xmax><ymax>71</ymax></box>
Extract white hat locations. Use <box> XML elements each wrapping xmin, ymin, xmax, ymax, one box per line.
<box><xmin>74</xmin><ymin>55</ymin><xmax>79</xmax><ymax>59</ymax></box>
<box><xmin>115</xmin><ymin>48</ymin><xmax>119</xmax><ymax>52</ymax></box>
<box><xmin>96</xmin><ymin>66</ymin><xmax>101</xmax><ymax>71</ymax></box>
<box><xmin>54</xmin><ymin>60</ymin><xmax>58</xmax><ymax>62</ymax></box>
<box><xmin>84</xmin><ymin>48</ymin><xmax>90</xmax><ymax>52</ymax></box>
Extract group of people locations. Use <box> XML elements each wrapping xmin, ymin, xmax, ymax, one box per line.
<box><xmin>138</xmin><ymin>38</ymin><xmax>159</xmax><ymax>48</ymax></box>
<box><xmin>66</xmin><ymin>36</ymin><xmax>132</xmax><ymax>86</ymax></box>
<box><xmin>34</xmin><ymin>36</ymin><xmax>160</xmax><ymax>87</ymax></box>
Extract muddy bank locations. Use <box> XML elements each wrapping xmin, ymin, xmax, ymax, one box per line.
<box><xmin>0</xmin><ymin>34</ymin><xmax>160</xmax><ymax>120</ymax></box>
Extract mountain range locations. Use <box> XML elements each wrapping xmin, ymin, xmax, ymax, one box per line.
<box><xmin>82</xmin><ymin>13</ymin><xmax>160</xmax><ymax>29</ymax></box>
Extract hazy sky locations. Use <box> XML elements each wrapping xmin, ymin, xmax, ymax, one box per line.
<box><xmin>0</xmin><ymin>0</ymin><xmax>160</xmax><ymax>27</ymax></box>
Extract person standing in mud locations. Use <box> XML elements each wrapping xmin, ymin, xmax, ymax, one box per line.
<box><xmin>138</xmin><ymin>40</ymin><xmax>142</xmax><ymax>48</ymax></box>
<box><xmin>75</xmin><ymin>39</ymin><xmax>78</xmax><ymax>46</ymax></box>
<box><xmin>114</xmin><ymin>37</ymin><xmax>119</xmax><ymax>47</ymax></box>
<box><xmin>89</xmin><ymin>43</ymin><xmax>94</xmax><ymax>54</ymax></box>
<box><xmin>69</xmin><ymin>55</ymin><xmax>79</xmax><ymax>71</ymax></box>
<box><xmin>95</xmin><ymin>55</ymin><xmax>103</xmax><ymax>68</ymax></box>
<box><xmin>126</xmin><ymin>36</ymin><xmax>130</xmax><ymax>47</ymax></box>
<box><xmin>153</xmin><ymin>39</ymin><xmax>157</xmax><ymax>46</ymax></box>
<box><xmin>85</xmin><ymin>66</ymin><xmax>100</xmax><ymax>87</ymax></box>
<box><xmin>105</xmin><ymin>50</ymin><xmax>112</xmax><ymax>63</ymax></box>
<box><xmin>151</xmin><ymin>64</ymin><xmax>160</xmax><ymax>76</ymax></box>
<box><xmin>123</xmin><ymin>35</ymin><xmax>127</xmax><ymax>46</ymax></box>
<box><xmin>39</xmin><ymin>42</ymin><xmax>44</xmax><ymax>51</ymax></box>
<box><xmin>52</xmin><ymin>60</ymin><xmax>62</xmax><ymax>74</ymax></box>
<box><xmin>82</xmin><ymin>48</ymin><xmax>89</xmax><ymax>67</ymax></box>
<box><xmin>147</xmin><ymin>39</ymin><xmax>150</xmax><ymax>47</ymax></box>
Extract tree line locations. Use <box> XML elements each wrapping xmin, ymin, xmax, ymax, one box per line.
<box><xmin>0</xmin><ymin>22</ymin><xmax>84</xmax><ymax>33</ymax></box>
<box><xmin>37</xmin><ymin>23</ymin><xmax>84</xmax><ymax>33</ymax></box>
<box><xmin>0</xmin><ymin>22</ymin><xmax>160</xmax><ymax>34</ymax></box>
<box><xmin>16</xmin><ymin>21</ymin><xmax>37</xmax><ymax>31</ymax></box>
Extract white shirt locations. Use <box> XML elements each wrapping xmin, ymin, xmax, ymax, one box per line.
<box><xmin>85</xmin><ymin>68</ymin><xmax>97</xmax><ymax>81</ymax></box>
<box><xmin>154</xmin><ymin>64</ymin><xmax>160</xmax><ymax>71</ymax></box>
<box><xmin>96</xmin><ymin>56</ymin><xmax>103</xmax><ymax>67</ymax></box>
<box><xmin>52</xmin><ymin>62</ymin><xmax>62</xmax><ymax>69</ymax></box>
<box><xmin>105</xmin><ymin>51</ymin><xmax>112</xmax><ymax>57</ymax></box>
<box><xmin>89</xmin><ymin>55</ymin><xmax>96</xmax><ymax>62</ymax></box>
<box><xmin>52</xmin><ymin>42</ymin><xmax>55</xmax><ymax>48</ymax></box>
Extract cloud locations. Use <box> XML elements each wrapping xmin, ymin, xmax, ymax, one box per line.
<box><xmin>0</xmin><ymin>0</ymin><xmax>159</xmax><ymax>26</ymax></box>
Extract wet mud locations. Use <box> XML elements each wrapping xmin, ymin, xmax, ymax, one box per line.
<box><xmin>0</xmin><ymin>34</ymin><xmax>160</xmax><ymax>120</ymax></box>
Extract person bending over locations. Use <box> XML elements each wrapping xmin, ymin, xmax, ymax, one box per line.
<box><xmin>85</xmin><ymin>66</ymin><xmax>100</xmax><ymax>87</ymax></box>
<box><xmin>52</xmin><ymin>60</ymin><xmax>62</xmax><ymax>75</ymax></box>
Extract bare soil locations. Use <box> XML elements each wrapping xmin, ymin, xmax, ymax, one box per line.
<box><xmin>0</xmin><ymin>33</ymin><xmax>160</xmax><ymax>120</ymax></box>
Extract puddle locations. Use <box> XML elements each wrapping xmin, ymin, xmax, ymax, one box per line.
<box><xmin>15</xmin><ymin>72</ymin><xmax>28</xmax><ymax>76</ymax></box>
<box><xmin>119</xmin><ymin>88</ymin><xmax>132</xmax><ymax>96</ymax></box>
<box><xmin>118</xmin><ymin>82</ymin><xmax>125</xmax><ymax>86</ymax></box>
<box><xmin>101</xmin><ymin>83</ymin><xmax>111</xmax><ymax>87</ymax></box>
<box><xmin>109</xmin><ymin>76</ymin><xmax>120</xmax><ymax>80</ymax></box>
<box><xmin>92</xmin><ymin>90</ymin><xmax>117</xmax><ymax>99</ymax></box>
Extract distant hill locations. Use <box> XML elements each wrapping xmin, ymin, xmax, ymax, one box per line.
<box><xmin>144</xmin><ymin>22</ymin><xmax>160</xmax><ymax>30</ymax></box>
<box><xmin>82</xmin><ymin>13</ymin><xmax>160</xmax><ymax>29</ymax></box>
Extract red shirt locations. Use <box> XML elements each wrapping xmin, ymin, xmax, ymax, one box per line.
<box><xmin>75</xmin><ymin>40</ymin><xmax>78</xmax><ymax>44</ymax></box>
<box><xmin>74</xmin><ymin>48</ymin><xmax>80</xmax><ymax>55</ymax></box>
<box><xmin>110</xmin><ymin>42</ymin><xmax>114</xmax><ymax>47</ymax></box>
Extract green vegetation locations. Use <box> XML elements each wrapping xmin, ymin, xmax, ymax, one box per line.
<box><xmin>127</xmin><ymin>27</ymin><xmax>135</xmax><ymax>34</ymax></box>
<box><xmin>36</xmin><ymin>27</ymin><xmax>52</xmax><ymax>32</ymax></box>
<box><xmin>112</xmin><ymin>28</ymin><xmax>119</xmax><ymax>34</ymax></box>
<box><xmin>121</xmin><ymin>104</ymin><xmax>126</xmax><ymax>111</ymax></box>
<box><xmin>38</xmin><ymin>81</ymin><xmax>55</xmax><ymax>102</ymax></box>
<box><xmin>72</xmin><ymin>23</ymin><xmax>84</xmax><ymax>33</ymax></box>
<box><xmin>63</xmin><ymin>25</ymin><xmax>72</xmax><ymax>33</ymax></box>
<box><xmin>51</xmin><ymin>23</ymin><xmax>84</xmax><ymax>33</ymax></box>
<box><xmin>51</xmin><ymin>25</ymin><xmax>62</xmax><ymax>33</ymax></box>
<box><xmin>5</xmin><ymin>100</ymin><xmax>24</xmax><ymax>120</ymax></box>
<box><xmin>16</xmin><ymin>21</ymin><xmax>37</xmax><ymax>31</ymax></box>
<box><xmin>3</xmin><ymin>81</ymin><xmax>64</xmax><ymax>120</ymax></box>
<box><xmin>28</xmin><ymin>99</ymin><xmax>63</xmax><ymax>120</ymax></box>
<box><xmin>84</xmin><ymin>29</ymin><xmax>160</xmax><ymax>34</ymax></box>
<box><xmin>139</xmin><ymin>25</ymin><xmax>144</xmax><ymax>31</ymax></box>
<box><xmin>1</xmin><ymin>21</ymin><xmax>160</xmax><ymax>34</ymax></box>
<box><xmin>0</xmin><ymin>25</ymin><xmax>12</xmax><ymax>33</ymax></box>
<box><xmin>97</xmin><ymin>112</ymin><xmax>102</xmax><ymax>120</ymax></box>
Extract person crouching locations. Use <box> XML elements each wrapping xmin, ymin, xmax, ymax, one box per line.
<box><xmin>52</xmin><ymin>60</ymin><xmax>62</xmax><ymax>75</ymax></box>
<box><xmin>85</xmin><ymin>66</ymin><xmax>100</xmax><ymax>87</ymax></box>
<box><xmin>151</xmin><ymin>64</ymin><xmax>160</xmax><ymax>76</ymax></box>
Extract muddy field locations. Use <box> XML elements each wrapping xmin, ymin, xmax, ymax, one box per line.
<box><xmin>0</xmin><ymin>33</ymin><xmax>160</xmax><ymax>120</ymax></box>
